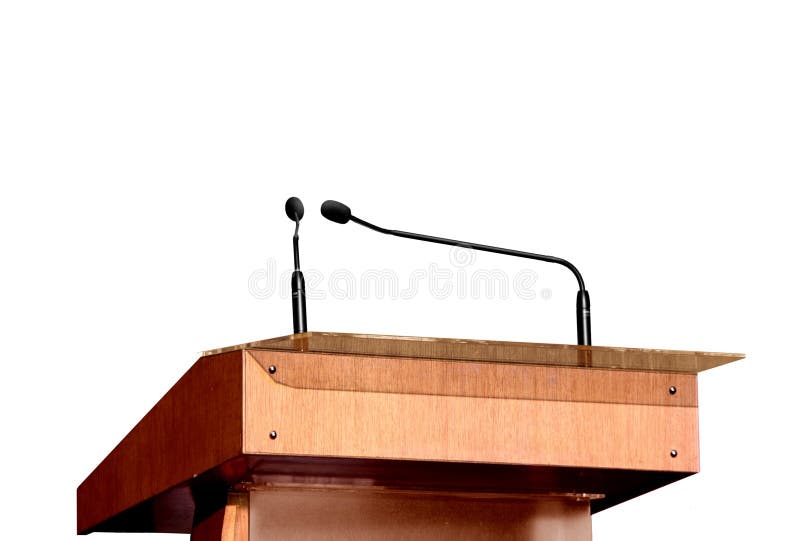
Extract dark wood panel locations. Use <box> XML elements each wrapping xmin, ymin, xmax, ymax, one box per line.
<box><xmin>77</xmin><ymin>351</ymin><xmax>245</xmax><ymax>534</ymax></box>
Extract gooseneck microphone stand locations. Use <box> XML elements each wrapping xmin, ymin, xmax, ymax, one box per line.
<box><xmin>321</xmin><ymin>200</ymin><xmax>591</xmax><ymax>346</ymax></box>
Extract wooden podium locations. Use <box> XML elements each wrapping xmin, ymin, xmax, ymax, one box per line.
<box><xmin>77</xmin><ymin>332</ymin><xmax>743</xmax><ymax>540</ymax></box>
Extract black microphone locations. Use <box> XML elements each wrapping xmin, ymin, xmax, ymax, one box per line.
<box><xmin>285</xmin><ymin>197</ymin><xmax>307</xmax><ymax>334</ymax></box>
<box><xmin>321</xmin><ymin>200</ymin><xmax>591</xmax><ymax>345</ymax></box>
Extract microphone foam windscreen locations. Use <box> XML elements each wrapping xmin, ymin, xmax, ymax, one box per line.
<box><xmin>285</xmin><ymin>197</ymin><xmax>305</xmax><ymax>221</ymax></box>
<box><xmin>321</xmin><ymin>200</ymin><xmax>351</xmax><ymax>224</ymax></box>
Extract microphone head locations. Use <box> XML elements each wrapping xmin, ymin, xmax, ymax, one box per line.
<box><xmin>285</xmin><ymin>197</ymin><xmax>305</xmax><ymax>221</ymax></box>
<box><xmin>321</xmin><ymin>200</ymin><xmax>351</xmax><ymax>224</ymax></box>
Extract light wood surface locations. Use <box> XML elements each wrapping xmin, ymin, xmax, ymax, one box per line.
<box><xmin>206</xmin><ymin>331</ymin><xmax>744</xmax><ymax>373</ymax></box>
<box><xmin>244</xmin><ymin>351</ymin><xmax>698</xmax><ymax>472</ymax></box>
<box><xmin>256</xmin><ymin>350</ymin><xmax>697</xmax><ymax>406</ymax></box>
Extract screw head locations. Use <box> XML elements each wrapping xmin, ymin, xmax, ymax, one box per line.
<box><xmin>670</xmin><ymin>449</ymin><xmax>678</xmax><ymax>458</ymax></box>
<box><xmin>268</xmin><ymin>365</ymin><xmax>277</xmax><ymax>374</ymax></box>
<box><xmin>669</xmin><ymin>386</ymin><xmax>677</xmax><ymax>395</ymax></box>
<box><xmin>269</xmin><ymin>431</ymin><xmax>278</xmax><ymax>440</ymax></box>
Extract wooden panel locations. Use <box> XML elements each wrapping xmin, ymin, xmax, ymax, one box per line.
<box><xmin>252</xmin><ymin>350</ymin><xmax>697</xmax><ymax>407</ymax></box>
<box><xmin>77</xmin><ymin>351</ymin><xmax>246</xmax><ymax>534</ymax></box>
<box><xmin>243</xmin><ymin>353</ymin><xmax>699</xmax><ymax>473</ymax></box>
<box><xmin>248</xmin><ymin>486</ymin><xmax>591</xmax><ymax>541</ymax></box>
<box><xmin>80</xmin><ymin>331</ymin><xmax>740</xmax><ymax>534</ymax></box>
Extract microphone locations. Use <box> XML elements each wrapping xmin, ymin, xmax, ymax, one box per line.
<box><xmin>285</xmin><ymin>197</ymin><xmax>307</xmax><ymax>334</ymax></box>
<box><xmin>321</xmin><ymin>200</ymin><xmax>591</xmax><ymax>345</ymax></box>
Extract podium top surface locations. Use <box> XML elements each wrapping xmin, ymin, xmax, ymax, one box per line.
<box><xmin>202</xmin><ymin>331</ymin><xmax>743</xmax><ymax>373</ymax></box>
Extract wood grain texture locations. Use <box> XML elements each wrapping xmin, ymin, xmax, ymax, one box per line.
<box><xmin>77</xmin><ymin>351</ymin><xmax>246</xmax><ymax>534</ymax></box>
<box><xmin>223</xmin><ymin>494</ymin><xmax>249</xmax><ymax>541</ymax></box>
<box><xmin>78</xmin><ymin>334</ymin><xmax>735</xmax><ymax>535</ymax></box>
<box><xmin>249</xmin><ymin>486</ymin><xmax>591</xmax><ymax>541</ymax></box>
<box><xmin>206</xmin><ymin>331</ymin><xmax>744</xmax><ymax>373</ymax></box>
<box><xmin>244</xmin><ymin>352</ymin><xmax>699</xmax><ymax>472</ymax></box>
<box><xmin>254</xmin><ymin>350</ymin><xmax>697</xmax><ymax>407</ymax></box>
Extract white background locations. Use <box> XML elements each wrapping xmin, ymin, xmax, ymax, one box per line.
<box><xmin>1</xmin><ymin>1</ymin><xmax>798</xmax><ymax>539</ymax></box>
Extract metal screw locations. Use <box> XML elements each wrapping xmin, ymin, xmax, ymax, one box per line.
<box><xmin>268</xmin><ymin>365</ymin><xmax>277</xmax><ymax>374</ymax></box>
<box><xmin>669</xmin><ymin>386</ymin><xmax>677</xmax><ymax>395</ymax></box>
<box><xmin>269</xmin><ymin>431</ymin><xmax>278</xmax><ymax>440</ymax></box>
<box><xmin>670</xmin><ymin>449</ymin><xmax>678</xmax><ymax>458</ymax></box>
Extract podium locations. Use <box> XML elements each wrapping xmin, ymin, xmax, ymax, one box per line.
<box><xmin>77</xmin><ymin>332</ymin><xmax>743</xmax><ymax>540</ymax></box>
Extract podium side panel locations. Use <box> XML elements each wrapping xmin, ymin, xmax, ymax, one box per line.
<box><xmin>77</xmin><ymin>351</ymin><xmax>246</xmax><ymax>534</ymax></box>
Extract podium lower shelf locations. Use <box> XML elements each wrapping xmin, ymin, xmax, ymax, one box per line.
<box><xmin>77</xmin><ymin>332</ymin><xmax>743</xmax><ymax>540</ymax></box>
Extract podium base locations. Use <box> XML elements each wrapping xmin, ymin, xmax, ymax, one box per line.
<box><xmin>191</xmin><ymin>486</ymin><xmax>594</xmax><ymax>541</ymax></box>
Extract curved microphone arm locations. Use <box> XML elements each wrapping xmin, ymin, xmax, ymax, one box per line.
<box><xmin>339</xmin><ymin>208</ymin><xmax>592</xmax><ymax>345</ymax></box>
<box><xmin>351</xmin><ymin>215</ymin><xmax>586</xmax><ymax>291</ymax></box>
